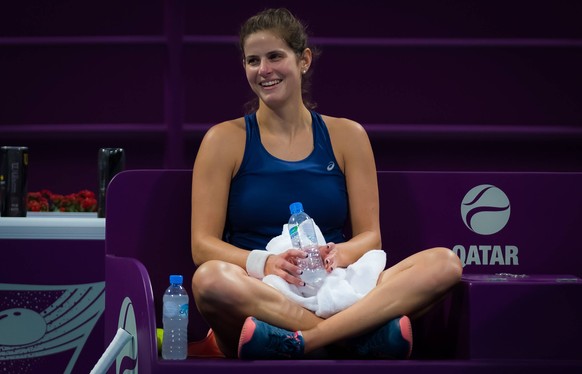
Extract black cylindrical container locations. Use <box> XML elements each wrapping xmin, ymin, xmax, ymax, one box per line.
<box><xmin>0</xmin><ymin>146</ymin><xmax>29</xmax><ymax>217</ymax></box>
<box><xmin>98</xmin><ymin>148</ymin><xmax>125</xmax><ymax>218</ymax></box>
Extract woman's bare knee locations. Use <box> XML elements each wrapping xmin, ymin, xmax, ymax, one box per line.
<box><xmin>192</xmin><ymin>260</ymin><xmax>248</xmax><ymax>306</ymax></box>
<box><xmin>428</xmin><ymin>247</ymin><xmax>463</xmax><ymax>289</ymax></box>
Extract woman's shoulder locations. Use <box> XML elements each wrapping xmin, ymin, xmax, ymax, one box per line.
<box><xmin>319</xmin><ymin>113</ymin><xmax>369</xmax><ymax>141</ymax></box>
<box><xmin>202</xmin><ymin>117</ymin><xmax>246</xmax><ymax>145</ymax></box>
<box><xmin>196</xmin><ymin>117</ymin><xmax>247</xmax><ymax>174</ymax></box>
<box><xmin>208</xmin><ymin>117</ymin><xmax>246</xmax><ymax>134</ymax></box>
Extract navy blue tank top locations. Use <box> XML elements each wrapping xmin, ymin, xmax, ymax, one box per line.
<box><xmin>225</xmin><ymin>111</ymin><xmax>348</xmax><ymax>250</ymax></box>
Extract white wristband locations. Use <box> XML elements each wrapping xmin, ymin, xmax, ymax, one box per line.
<box><xmin>246</xmin><ymin>249</ymin><xmax>272</xmax><ymax>279</ymax></box>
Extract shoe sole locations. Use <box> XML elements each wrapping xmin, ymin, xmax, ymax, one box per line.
<box><xmin>237</xmin><ymin>316</ymin><xmax>257</xmax><ymax>358</ymax></box>
<box><xmin>399</xmin><ymin>315</ymin><xmax>413</xmax><ymax>359</ymax></box>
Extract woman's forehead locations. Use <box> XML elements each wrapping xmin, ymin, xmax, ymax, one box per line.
<box><xmin>243</xmin><ymin>30</ymin><xmax>289</xmax><ymax>54</ymax></box>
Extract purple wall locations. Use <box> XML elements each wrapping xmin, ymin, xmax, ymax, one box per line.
<box><xmin>1</xmin><ymin>0</ymin><xmax>581</xmax><ymax>194</ymax></box>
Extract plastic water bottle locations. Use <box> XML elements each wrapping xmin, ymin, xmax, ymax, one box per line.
<box><xmin>162</xmin><ymin>274</ymin><xmax>189</xmax><ymax>360</ymax></box>
<box><xmin>288</xmin><ymin>202</ymin><xmax>327</xmax><ymax>297</ymax></box>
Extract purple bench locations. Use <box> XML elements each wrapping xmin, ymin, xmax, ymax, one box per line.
<box><xmin>104</xmin><ymin>169</ymin><xmax>582</xmax><ymax>373</ymax></box>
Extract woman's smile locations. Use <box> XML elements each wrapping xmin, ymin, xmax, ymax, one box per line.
<box><xmin>260</xmin><ymin>79</ymin><xmax>282</xmax><ymax>88</ymax></box>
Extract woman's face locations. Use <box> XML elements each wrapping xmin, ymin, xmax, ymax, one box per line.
<box><xmin>242</xmin><ymin>30</ymin><xmax>308</xmax><ymax>108</ymax></box>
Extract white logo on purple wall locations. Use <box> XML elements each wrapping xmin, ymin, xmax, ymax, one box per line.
<box><xmin>461</xmin><ymin>185</ymin><xmax>510</xmax><ymax>235</ymax></box>
<box><xmin>0</xmin><ymin>282</ymin><xmax>105</xmax><ymax>374</ymax></box>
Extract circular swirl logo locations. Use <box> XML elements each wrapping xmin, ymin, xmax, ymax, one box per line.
<box><xmin>461</xmin><ymin>184</ymin><xmax>510</xmax><ymax>235</ymax></box>
<box><xmin>327</xmin><ymin>161</ymin><xmax>335</xmax><ymax>171</ymax></box>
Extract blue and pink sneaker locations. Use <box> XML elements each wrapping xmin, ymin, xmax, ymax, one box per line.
<box><xmin>349</xmin><ymin>315</ymin><xmax>413</xmax><ymax>359</ymax></box>
<box><xmin>238</xmin><ymin>317</ymin><xmax>305</xmax><ymax>359</ymax></box>
<box><xmin>238</xmin><ymin>315</ymin><xmax>412</xmax><ymax>360</ymax></box>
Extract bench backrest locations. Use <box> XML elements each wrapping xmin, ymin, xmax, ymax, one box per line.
<box><xmin>378</xmin><ymin>171</ymin><xmax>582</xmax><ymax>276</ymax></box>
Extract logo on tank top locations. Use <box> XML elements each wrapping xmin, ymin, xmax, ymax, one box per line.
<box><xmin>326</xmin><ymin>161</ymin><xmax>335</xmax><ymax>171</ymax></box>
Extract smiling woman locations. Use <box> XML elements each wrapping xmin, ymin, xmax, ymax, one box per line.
<box><xmin>239</xmin><ymin>8</ymin><xmax>318</xmax><ymax>114</ymax></box>
<box><xmin>243</xmin><ymin>29</ymin><xmax>309</xmax><ymax>117</ymax></box>
<box><xmin>189</xmin><ymin>8</ymin><xmax>462</xmax><ymax>360</ymax></box>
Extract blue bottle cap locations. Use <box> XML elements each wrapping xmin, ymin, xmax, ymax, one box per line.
<box><xmin>169</xmin><ymin>275</ymin><xmax>183</xmax><ymax>285</ymax></box>
<box><xmin>289</xmin><ymin>202</ymin><xmax>304</xmax><ymax>215</ymax></box>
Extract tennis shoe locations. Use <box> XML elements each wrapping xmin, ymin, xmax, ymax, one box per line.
<box><xmin>349</xmin><ymin>315</ymin><xmax>413</xmax><ymax>359</ymax></box>
<box><xmin>238</xmin><ymin>316</ymin><xmax>304</xmax><ymax>359</ymax></box>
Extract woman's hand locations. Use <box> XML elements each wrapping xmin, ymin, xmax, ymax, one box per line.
<box><xmin>264</xmin><ymin>249</ymin><xmax>307</xmax><ymax>286</ymax></box>
<box><xmin>321</xmin><ymin>242</ymin><xmax>342</xmax><ymax>272</ymax></box>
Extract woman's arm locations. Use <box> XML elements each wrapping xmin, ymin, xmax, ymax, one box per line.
<box><xmin>190</xmin><ymin>119</ymin><xmax>306</xmax><ymax>284</ymax></box>
<box><xmin>190</xmin><ymin>119</ymin><xmax>248</xmax><ymax>267</ymax></box>
<box><xmin>324</xmin><ymin>116</ymin><xmax>381</xmax><ymax>268</ymax></box>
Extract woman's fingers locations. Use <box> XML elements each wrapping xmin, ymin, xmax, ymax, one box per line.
<box><xmin>323</xmin><ymin>242</ymin><xmax>338</xmax><ymax>272</ymax></box>
<box><xmin>265</xmin><ymin>250</ymin><xmax>306</xmax><ymax>286</ymax></box>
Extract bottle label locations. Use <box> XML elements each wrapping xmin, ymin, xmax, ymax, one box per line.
<box><xmin>163</xmin><ymin>302</ymin><xmax>179</xmax><ymax>317</ymax></box>
<box><xmin>289</xmin><ymin>219</ymin><xmax>318</xmax><ymax>248</ymax></box>
<box><xmin>164</xmin><ymin>302</ymin><xmax>188</xmax><ymax>318</ymax></box>
<box><xmin>299</xmin><ymin>219</ymin><xmax>317</xmax><ymax>244</ymax></box>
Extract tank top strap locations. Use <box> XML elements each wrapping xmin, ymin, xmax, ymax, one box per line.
<box><xmin>310</xmin><ymin>111</ymin><xmax>339</xmax><ymax>169</ymax></box>
<box><xmin>244</xmin><ymin>111</ymin><xmax>260</xmax><ymax>145</ymax></box>
<box><xmin>238</xmin><ymin>112</ymin><xmax>260</xmax><ymax>175</ymax></box>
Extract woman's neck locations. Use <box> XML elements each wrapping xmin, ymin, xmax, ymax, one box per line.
<box><xmin>256</xmin><ymin>104</ymin><xmax>311</xmax><ymax>135</ymax></box>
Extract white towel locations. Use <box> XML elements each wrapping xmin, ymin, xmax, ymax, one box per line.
<box><xmin>263</xmin><ymin>224</ymin><xmax>386</xmax><ymax>318</ymax></box>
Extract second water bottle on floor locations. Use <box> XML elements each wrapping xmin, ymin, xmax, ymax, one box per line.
<box><xmin>162</xmin><ymin>274</ymin><xmax>189</xmax><ymax>360</ymax></box>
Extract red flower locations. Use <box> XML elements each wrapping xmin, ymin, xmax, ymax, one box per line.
<box><xmin>80</xmin><ymin>197</ymin><xmax>97</xmax><ymax>211</ymax></box>
<box><xmin>26</xmin><ymin>192</ymin><xmax>50</xmax><ymax>211</ymax></box>
<box><xmin>27</xmin><ymin>189</ymin><xmax>98</xmax><ymax>213</ymax></box>
<box><xmin>28</xmin><ymin>200</ymin><xmax>42</xmax><ymax>212</ymax></box>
